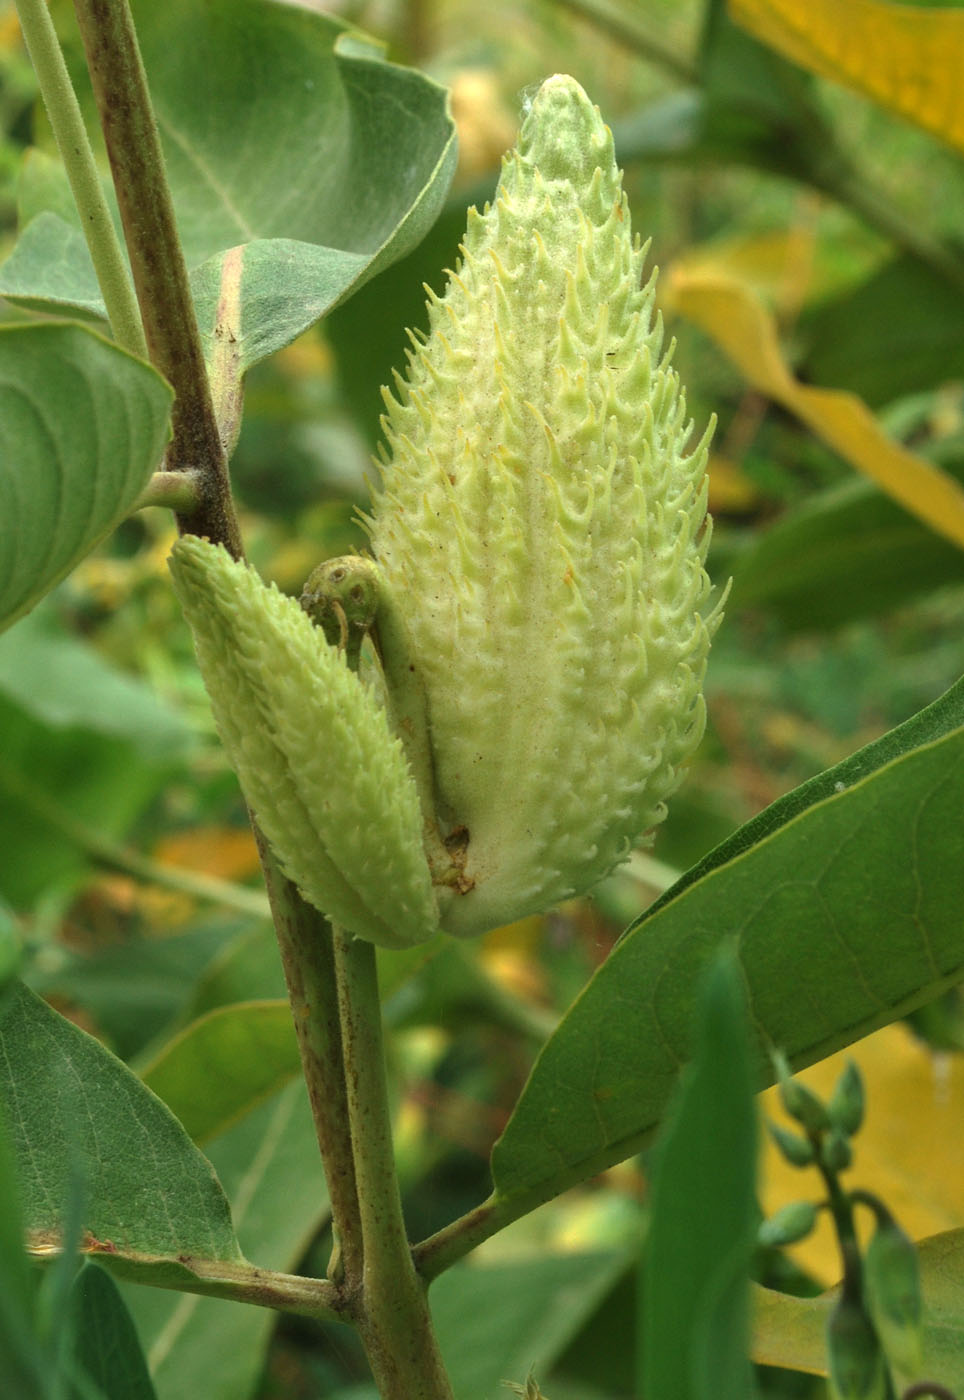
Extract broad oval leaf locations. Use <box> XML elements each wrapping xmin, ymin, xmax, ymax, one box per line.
<box><xmin>1</xmin><ymin>0</ymin><xmax>457</xmax><ymax>377</ymax></box>
<box><xmin>0</xmin><ymin>980</ymin><xmax>243</xmax><ymax>1273</ymax></box>
<box><xmin>0</xmin><ymin>322</ymin><xmax>172</xmax><ymax>633</ymax></box>
<box><xmin>140</xmin><ymin>1001</ymin><xmax>299</xmax><ymax>1144</ymax></box>
<box><xmin>490</xmin><ymin>690</ymin><xmax>964</xmax><ymax>1204</ymax></box>
<box><xmin>731</xmin><ymin>0</ymin><xmax>964</xmax><ymax>157</ymax></box>
<box><xmin>122</xmin><ymin>1082</ymin><xmax>329</xmax><ymax>1400</ymax></box>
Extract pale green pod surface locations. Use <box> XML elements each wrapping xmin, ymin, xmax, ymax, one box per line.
<box><xmin>169</xmin><ymin>537</ymin><xmax>438</xmax><ymax>949</ymax></box>
<box><xmin>367</xmin><ymin>74</ymin><xmax>720</xmax><ymax>938</ymax></box>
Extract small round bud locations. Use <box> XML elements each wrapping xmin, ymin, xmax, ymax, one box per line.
<box><xmin>826</xmin><ymin>1294</ymin><xmax>887</xmax><ymax>1400</ymax></box>
<box><xmin>767</xmin><ymin>1119</ymin><xmax>817</xmax><ymax>1168</ymax></box>
<box><xmin>775</xmin><ymin>1060</ymin><xmax>830</xmax><ymax>1134</ymax></box>
<box><xmin>820</xmin><ymin>1129</ymin><xmax>853</xmax><ymax>1174</ymax></box>
<box><xmin>758</xmin><ymin>1200</ymin><xmax>819</xmax><ymax>1249</ymax></box>
<box><xmin>828</xmin><ymin>1060</ymin><xmax>865</xmax><ymax>1139</ymax></box>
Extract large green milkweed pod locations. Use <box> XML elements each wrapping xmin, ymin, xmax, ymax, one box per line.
<box><xmin>368</xmin><ymin>73</ymin><xmax>720</xmax><ymax>938</ymax></box>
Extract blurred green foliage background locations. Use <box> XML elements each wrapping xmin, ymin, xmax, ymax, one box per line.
<box><xmin>2</xmin><ymin>0</ymin><xmax>964</xmax><ymax>1396</ymax></box>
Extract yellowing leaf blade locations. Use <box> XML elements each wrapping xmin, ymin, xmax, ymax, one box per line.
<box><xmin>669</xmin><ymin>267</ymin><xmax>964</xmax><ymax>550</ymax></box>
<box><xmin>730</xmin><ymin>0</ymin><xmax>964</xmax><ymax>155</ymax></box>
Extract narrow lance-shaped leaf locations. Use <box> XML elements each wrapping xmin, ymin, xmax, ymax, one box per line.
<box><xmin>640</xmin><ymin>951</ymin><xmax>757</xmax><ymax>1400</ymax></box>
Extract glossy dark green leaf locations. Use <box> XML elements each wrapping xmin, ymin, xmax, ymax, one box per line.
<box><xmin>640</xmin><ymin>952</ymin><xmax>757</xmax><ymax>1400</ymax></box>
<box><xmin>2</xmin><ymin>0</ymin><xmax>456</xmax><ymax>375</ymax></box>
<box><xmin>491</xmin><ymin>697</ymin><xmax>964</xmax><ymax>1208</ymax></box>
<box><xmin>0</xmin><ymin>323</ymin><xmax>171</xmax><ymax>633</ymax></box>
<box><xmin>0</xmin><ymin>981</ymin><xmax>243</xmax><ymax>1273</ymax></box>
<box><xmin>69</xmin><ymin>1263</ymin><xmax>157</xmax><ymax>1400</ymax></box>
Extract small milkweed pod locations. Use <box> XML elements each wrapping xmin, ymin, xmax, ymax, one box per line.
<box><xmin>169</xmin><ymin>537</ymin><xmax>438</xmax><ymax>949</ymax></box>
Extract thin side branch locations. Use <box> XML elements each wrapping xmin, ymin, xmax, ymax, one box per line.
<box><xmin>256</xmin><ymin>842</ymin><xmax>364</xmax><ymax>1288</ymax></box>
<box><xmin>14</xmin><ymin>0</ymin><xmax>146</xmax><ymax>356</ymax></box>
<box><xmin>333</xmin><ymin>928</ymin><xmax>453</xmax><ymax>1399</ymax></box>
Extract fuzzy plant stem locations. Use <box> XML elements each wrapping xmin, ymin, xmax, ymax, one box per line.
<box><xmin>256</xmin><ymin>840</ymin><xmax>364</xmax><ymax>1287</ymax></box>
<box><xmin>333</xmin><ymin>927</ymin><xmax>454</xmax><ymax>1399</ymax></box>
<box><xmin>71</xmin><ymin>0</ymin><xmax>242</xmax><ymax>555</ymax></box>
<box><xmin>13</xmin><ymin>0</ymin><xmax>146</xmax><ymax>357</ymax></box>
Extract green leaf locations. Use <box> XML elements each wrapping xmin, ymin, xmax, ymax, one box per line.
<box><xmin>645</xmin><ymin>673</ymin><xmax>964</xmax><ymax>923</ymax></box>
<box><xmin>140</xmin><ymin>938</ymin><xmax>451</xmax><ymax>1144</ymax></box>
<box><xmin>429</xmin><ymin>1251</ymin><xmax>630</xmax><ymax>1400</ymax></box>
<box><xmin>3</xmin><ymin>0</ymin><xmax>457</xmax><ymax>375</ymax></box>
<box><xmin>729</xmin><ymin>475</ymin><xmax>964</xmax><ymax>631</ymax></box>
<box><xmin>69</xmin><ymin>1263</ymin><xmax>157</xmax><ymax>1400</ymax></box>
<box><xmin>800</xmin><ymin>255</ymin><xmax>964</xmax><ymax>409</ymax></box>
<box><xmin>122</xmin><ymin>1082</ymin><xmax>328</xmax><ymax>1400</ymax></box>
<box><xmin>0</xmin><ymin>323</ymin><xmax>172</xmax><ymax>633</ymax></box>
<box><xmin>0</xmin><ymin>691</ymin><xmax>180</xmax><ymax>909</ymax></box>
<box><xmin>0</xmin><ymin>609</ymin><xmax>194</xmax><ymax>761</ymax></box>
<box><xmin>140</xmin><ymin>1001</ymin><xmax>299</xmax><ymax>1143</ymax></box>
<box><xmin>34</xmin><ymin>918</ymin><xmax>251</xmax><ymax>1063</ymax></box>
<box><xmin>693</xmin><ymin>0</ymin><xmax>840</xmax><ymax>184</ymax></box>
<box><xmin>751</xmin><ymin>1228</ymin><xmax>964</xmax><ymax>1387</ymax></box>
<box><xmin>0</xmin><ymin>981</ymin><xmax>243</xmax><ymax>1274</ymax></box>
<box><xmin>183</xmin><ymin>923</ymin><xmax>288</xmax><ymax>1021</ymax></box>
<box><xmin>490</xmin><ymin>701</ymin><xmax>964</xmax><ymax>1206</ymax></box>
<box><xmin>0</xmin><ymin>1100</ymin><xmax>45</xmax><ymax>1397</ymax></box>
<box><xmin>0</xmin><ymin>899</ymin><xmax>20</xmax><ymax>998</ymax></box>
<box><xmin>640</xmin><ymin>951</ymin><xmax>757</xmax><ymax>1400</ymax></box>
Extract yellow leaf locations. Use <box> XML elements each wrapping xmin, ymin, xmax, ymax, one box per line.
<box><xmin>760</xmin><ymin>1023</ymin><xmax>964</xmax><ymax>1285</ymax></box>
<box><xmin>730</xmin><ymin>0</ymin><xmax>964</xmax><ymax>155</ymax></box>
<box><xmin>667</xmin><ymin>265</ymin><xmax>964</xmax><ymax>550</ymax></box>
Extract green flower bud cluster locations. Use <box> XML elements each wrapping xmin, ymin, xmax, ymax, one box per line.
<box><xmin>769</xmin><ymin>1052</ymin><xmax>861</xmax><ymax>1177</ymax></box>
<box><xmin>171</xmin><ymin>74</ymin><xmax>720</xmax><ymax>947</ymax></box>
<box><xmin>764</xmin><ymin>1056</ymin><xmax>926</xmax><ymax>1397</ymax></box>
